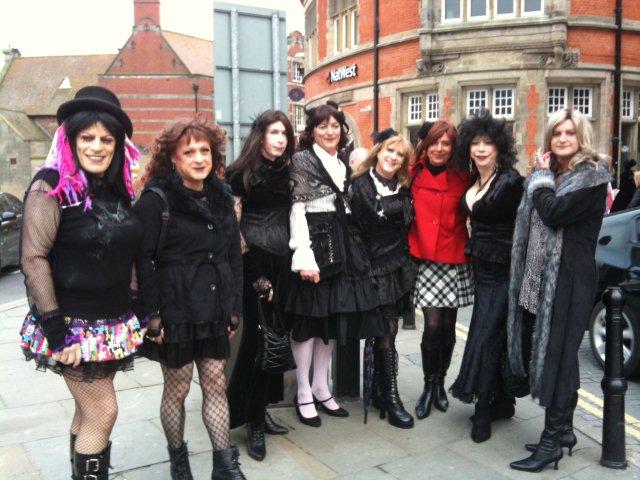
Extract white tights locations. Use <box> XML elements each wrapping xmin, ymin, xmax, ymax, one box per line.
<box><xmin>291</xmin><ymin>338</ymin><xmax>341</xmax><ymax>417</ymax></box>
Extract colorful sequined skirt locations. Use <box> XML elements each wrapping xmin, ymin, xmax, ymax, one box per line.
<box><xmin>20</xmin><ymin>311</ymin><xmax>144</xmax><ymax>382</ymax></box>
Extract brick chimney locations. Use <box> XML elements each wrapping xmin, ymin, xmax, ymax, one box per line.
<box><xmin>133</xmin><ymin>0</ymin><xmax>160</xmax><ymax>31</ymax></box>
<box><xmin>0</xmin><ymin>47</ymin><xmax>20</xmax><ymax>83</ymax></box>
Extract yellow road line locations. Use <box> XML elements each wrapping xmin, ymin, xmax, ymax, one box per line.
<box><xmin>451</xmin><ymin>319</ymin><xmax>640</xmax><ymax>439</ymax></box>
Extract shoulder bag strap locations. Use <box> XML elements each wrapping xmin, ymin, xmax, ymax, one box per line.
<box><xmin>147</xmin><ymin>186</ymin><xmax>170</xmax><ymax>264</ymax></box>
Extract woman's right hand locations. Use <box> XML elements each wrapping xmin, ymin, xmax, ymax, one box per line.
<box><xmin>300</xmin><ymin>269</ymin><xmax>320</xmax><ymax>283</ymax></box>
<box><xmin>52</xmin><ymin>343</ymin><xmax>82</xmax><ymax>368</ymax></box>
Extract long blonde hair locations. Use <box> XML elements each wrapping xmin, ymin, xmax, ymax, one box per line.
<box><xmin>352</xmin><ymin>135</ymin><xmax>413</xmax><ymax>187</ymax></box>
<box><xmin>544</xmin><ymin>108</ymin><xmax>610</xmax><ymax>171</ymax></box>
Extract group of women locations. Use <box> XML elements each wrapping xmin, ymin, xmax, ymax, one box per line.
<box><xmin>18</xmin><ymin>85</ymin><xmax>610</xmax><ymax>479</ymax></box>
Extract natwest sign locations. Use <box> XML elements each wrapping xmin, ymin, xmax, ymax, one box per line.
<box><xmin>327</xmin><ymin>63</ymin><xmax>358</xmax><ymax>84</ymax></box>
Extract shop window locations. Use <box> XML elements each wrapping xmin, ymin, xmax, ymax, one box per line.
<box><xmin>622</xmin><ymin>90</ymin><xmax>634</xmax><ymax>120</ymax></box>
<box><xmin>408</xmin><ymin>95</ymin><xmax>423</xmax><ymax>123</ymax></box>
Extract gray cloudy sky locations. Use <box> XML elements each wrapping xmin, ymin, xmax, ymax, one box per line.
<box><xmin>1</xmin><ymin>0</ymin><xmax>304</xmax><ymax>64</ymax></box>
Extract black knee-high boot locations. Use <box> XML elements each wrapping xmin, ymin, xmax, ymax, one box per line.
<box><xmin>70</xmin><ymin>433</ymin><xmax>77</xmax><ymax>480</ymax></box>
<box><xmin>73</xmin><ymin>442</ymin><xmax>111</xmax><ymax>480</ymax></box>
<box><xmin>415</xmin><ymin>343</ymin><xmax>440</xmax><ymax>419</ymax></box>
<box><xmin>510</xmin><ymin>407</ymin><xmax>564</xmax><ymax>472</ymax></box>
<box><xmin>434</xmin><ymin>342</ymin><xmax>454</xmax><ymax>412</ymax></box>
<box><xmin>379</xmin><ymin>347</ymin><xmax>414</xmax><ymax>428</ymax></box>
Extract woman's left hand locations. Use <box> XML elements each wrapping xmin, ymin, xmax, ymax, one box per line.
<box><xmin>534</xmin><ymin>148</ymin><xmax>551</xmax><ymax>170</ymax></box>
<box><xmin>52</xmin><ymin>343</ymin><xmax>82</xmax><ymax>368</ymax></box>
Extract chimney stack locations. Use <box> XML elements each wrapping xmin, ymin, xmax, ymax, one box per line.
<box><xmin>133</xmin><ymin>0</ymin><xmax>160</xmax><ymax>31</ymax></box>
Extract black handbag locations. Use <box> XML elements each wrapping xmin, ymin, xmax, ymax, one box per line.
<box><xmin>307</xmin><ymin>212</ymin><xmax>346</xmax><ymax>279</ymax></box>
<box><xmin>256</xmin><ymin>300</ymin><xmax>295</xmax><ymax>374</ymax></box>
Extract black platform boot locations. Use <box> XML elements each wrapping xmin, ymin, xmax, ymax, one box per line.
<box><xmin>510</xmin><ymin>407</ymin><xmax>564</xmax><ymax>472</ymax></box>
<box><xmin>73</xmin><ymin>442</ymin><xmax>111</xmax><ymax>480</ymax></box>
<box><xmin>525</xmin><ymin>392</ymin><xmax>578</xmax><ymax>455</ymax></box>
<box><xmin>212</xmin><ymin>445</ymin><xmax>247</xmax><ymax>480</ymax></box>
<box><xmin>434</xmin><ymin>342</ymin><xmax>454</xmax><ymax>412</ymax></box>
<box><xmin>415</xmin><ymin>345</ymin><xmax>440</xmax><ymax>419</ymax></box>
<box><xmin>471</xmin><ymin>395</ymin><xmax>491</xmax><ymax>443</ymax></box>
<box><xmin>167</xmin><ymin>442</ymin><xmax>193</xmax><ymax>480</ymax></box>
<box><xmin>246</xmin><ymin>421</ymin><xmax>266</xmax><ymax>461</ymax></box>
<box><xmin>70</xmin><ymin>433</ymin><xmax>77</xmax><ymax>480</ymax></box>
<box><xmin>379</xmin><ymin>347</ymin><xmax>414</xmax><ymax>428</ymax></box>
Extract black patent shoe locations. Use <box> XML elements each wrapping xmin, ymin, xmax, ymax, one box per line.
<box><xmin>433</xmin><ymin>376</ymin><xmax>449</xmax><ymax>412</ymax></box>
<box><xmin>294</xmin><ymin>395</ymin><xmax>321</xmax><ymax>427</ymax></box>
<box><xmin>313</xmin><ymin>395</ymin><xmax>350</xmax><ymax>417</ymax></box>
<box><xmin>246</xmin><ymin>422</ymin><xmax>266</xmax><ymax>461</ymax></box>
<box><xmin>415</xmin><ymin>376</ymin><xmax>436</xmax><ymax>419</ymax></box>
<box><xmin>264</xmin><ymin>411</ymin><xmax>289</xmax><ymax>435</ymax></box>
<box><xmin>167</xmin><ymin>442</ymin><xmax>194</xmax><ymax>479</ymax></box>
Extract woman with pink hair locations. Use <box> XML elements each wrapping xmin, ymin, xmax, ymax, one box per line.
<box><xmin>19</xmin><ymin>86</ymin><xmax>144</xmax><ymax>480</ymax></box>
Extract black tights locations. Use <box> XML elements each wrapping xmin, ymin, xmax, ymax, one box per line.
<box><xmin>421</xmin><ymin>307</ymin><xmax>457</xmax><ymax>350</ymax></box>
<box><xmin>377</xmin><ymin>315</ymin><xmax>400</xmax><ymax>349</ymax></box>
<box><xmin>160</xmin><ymin>358</ymin><xmax>230</xmax><ymax>451</ymax></box>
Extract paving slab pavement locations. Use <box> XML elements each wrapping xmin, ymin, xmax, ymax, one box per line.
<box><xmin>1</xmin><ymin>302</ymin><xmax>639</xmax><ymax>479</ymax></box>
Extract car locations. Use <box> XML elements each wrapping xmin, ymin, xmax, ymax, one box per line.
<box><xmin>0</xmin><ymin>192</ymin><xmax>23</xmax><ymax>272</ymax></box>
<box><xmin>590</xmin><ymin>206</ymin><xmax>640</xmax><ymax>376</ymax></box>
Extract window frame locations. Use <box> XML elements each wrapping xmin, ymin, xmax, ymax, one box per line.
<box><xmin>572</xmin><ymin>87</ymin><xmax>593</xmax><ymax>118</ymax></box>
<box><xmin>441</xmin><ymin>0</ymin><xmax>463</xmax><ymax>23</ymax></box>
<box><xmin>492</xmin><ymin>88</ymin><xmax>515</xmax><ymax>119</ymax></box>
<box><xmin>547</xmin><ymin>86</ymin><xmax>568</xmax><ymax>115</ymax></box>
<box><xmin>622</xmin><ymin>90</ymin><xmax>634</xmax><ymax>120</ymax></box>
<box><xmin>294</xmin><ymin>105</ymin><xmax>305</xmax><ymax>130</ymax></box>
<box><xmin>521</xmin><ymin>0</ymin><xmax>544</xmax><ymax>17</ymax></box>
<box><xmin>494</xmin><ymin>0</ymin><xmax>516</xmax><ymax>18</ymax></box>
<box><xmin>466</xmin><ymin>89</ymin><xmax>489</xmax><ymax>117</ymax></box>
<box><xmin>426</xmin><ymin>93</ymin><xmax>440</xmax><ymax>121</ymax></box>
<box><xmin>408</xmin><ymin>94</ymin><xmax>423</xmax><ymax>124</ymax></box>
<box><xmin>292</xmin><ymin>61</ymin><xmax>303</xmax><ymax>83</ymax></box>
<box><xmin>467</xmin><ymin>0</ymin><xmax>489</xmax><ymax>20</ymax></box>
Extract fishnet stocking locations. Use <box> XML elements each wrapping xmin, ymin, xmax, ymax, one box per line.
<box><xmin>160</xmin><ymin>359</ymin><xmax>231</xmax><ymax>451</ymax></box>
<box><xmin>196</xmin><ymin>358</ymin><xmax>230</xmax><ymax>451</ymax></box>
<box><xmin>160</xmin><ymin>362</ymin><xmax>193</xmax><ymax>449</ymax></box>
<box><xmin>421</xmin><ymin>307</ymin><xmax>457</xmax><ymax>350</ymax></box>
<box><xmin>64</xmin><ymin>371</ymin><xmax>117</xmax><ymax>454</ymax></box>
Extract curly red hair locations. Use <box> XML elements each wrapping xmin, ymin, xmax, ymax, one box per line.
<box><xmin>141</xmin><ymin>117</ymin><xmax>227</xmax><ymax>186</ymax></box>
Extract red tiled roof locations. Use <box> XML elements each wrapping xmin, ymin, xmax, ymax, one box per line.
<box><xmin>162</xmin><ymin>31</ymin><xmax>213</xmax><ymax>77</ymax></box>
<box><xmin>0</xmin><ymin>54</ymin><xmax>115</xmax><ymax>116</ymax></box>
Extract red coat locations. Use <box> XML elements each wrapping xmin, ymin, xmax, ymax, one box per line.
<box><xmin>408</xmin><ymin>167</ymin><xmax>469</xmax><ymax>264</ymax></box>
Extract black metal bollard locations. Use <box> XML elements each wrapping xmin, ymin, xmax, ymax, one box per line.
<box><xmin>332</xmin><ymin>338</ymin><xmax>360</xmax><ymax>400</ymax></box>
<box><xmin>600</xmin><ymin>286</ymin><xmax>628</xmax><ymax>469</ymax></box>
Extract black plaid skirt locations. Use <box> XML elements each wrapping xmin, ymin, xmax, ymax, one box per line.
<box><xmin>413</xmin><ymin>260</ymin><xmax>474</xmax><ymax>308</ymax></box>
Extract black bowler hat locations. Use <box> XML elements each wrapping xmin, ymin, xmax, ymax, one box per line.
<box><xmin>56</xmin><ymin>86</ymin><xmax>133</xmax><ymax>137</ymax></box>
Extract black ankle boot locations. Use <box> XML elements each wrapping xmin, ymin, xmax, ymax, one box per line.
<box><xmin>511</xmin><ymin>407</ymin><xmax>564</xmax><ymax>472</ymax></box>
<box><xmin>73</xmin><ymin>442</ymin><xmax>111</xmax><ymax>480</ymax></box>
<box><xmin>525</xmin><ymin>393</ymin><xmax>577</xmax><ymax>455</ymax></box>
<box><xmin>246</xmin><ymin>421</ymin><xmax>266</xmax><ymax>461</ymax></box>
<box><xmin>212</xmin><ymin>445</ymin><xmax>246</xmax><ymax>480</ymax></box>
<box><xmin>70</xmin><ymin>433</ymin><xmax>77</xmax><ymax>480</ymax></box>
<box><xmin>415</xmin><ymin>345</ymin><xmax>439</xmax><ymax>419</ymax></box>
<box><xmin>379</xmin><ymin>347</ymin><xmax>414</xmax><ymax>428</ymax></box>
<box><xmin>167</xmin><ymin>442</ymin><xmax>193</xmax><ymax>480</ymax></box>
<box><xmin>471</xmin><ymin>398</ymin><xmax>491</xmax><ymax>443</ymax></box>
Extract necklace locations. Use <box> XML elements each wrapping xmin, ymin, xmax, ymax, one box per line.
<box><xmin>475</xmin><ymin>168</ymin><xmax>497</xmax><ymax>197</ymax></box>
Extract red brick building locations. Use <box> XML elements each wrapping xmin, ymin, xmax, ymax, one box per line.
<box><xmin>101</xmin><ymin>0</ymin><xmax>213</xmax><ymax>149</ymax></box>
<box><xmin>287</xmin><ymin>30</ymin><xmax>306</xmax><ymax>138</ymax></box>
<box><xmin>302</xmin><ymin>0</ymin><xmax>640</xmax><ymax>169</ymax></box>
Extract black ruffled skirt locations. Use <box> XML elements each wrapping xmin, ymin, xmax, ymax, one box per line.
<box><xmin>286</xmin><ymin>229</ymin><xmax>384</xmax><ymax>344</ymax></box>
<box><xmin>450</xmin><ymin>257</ymin><xmax>510</xmax><ymax>403</ymax></box>
<box><xmin>373</xmin><ymin>255</ymin><xmax>417</xmax><ymax>318</ymax></box>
